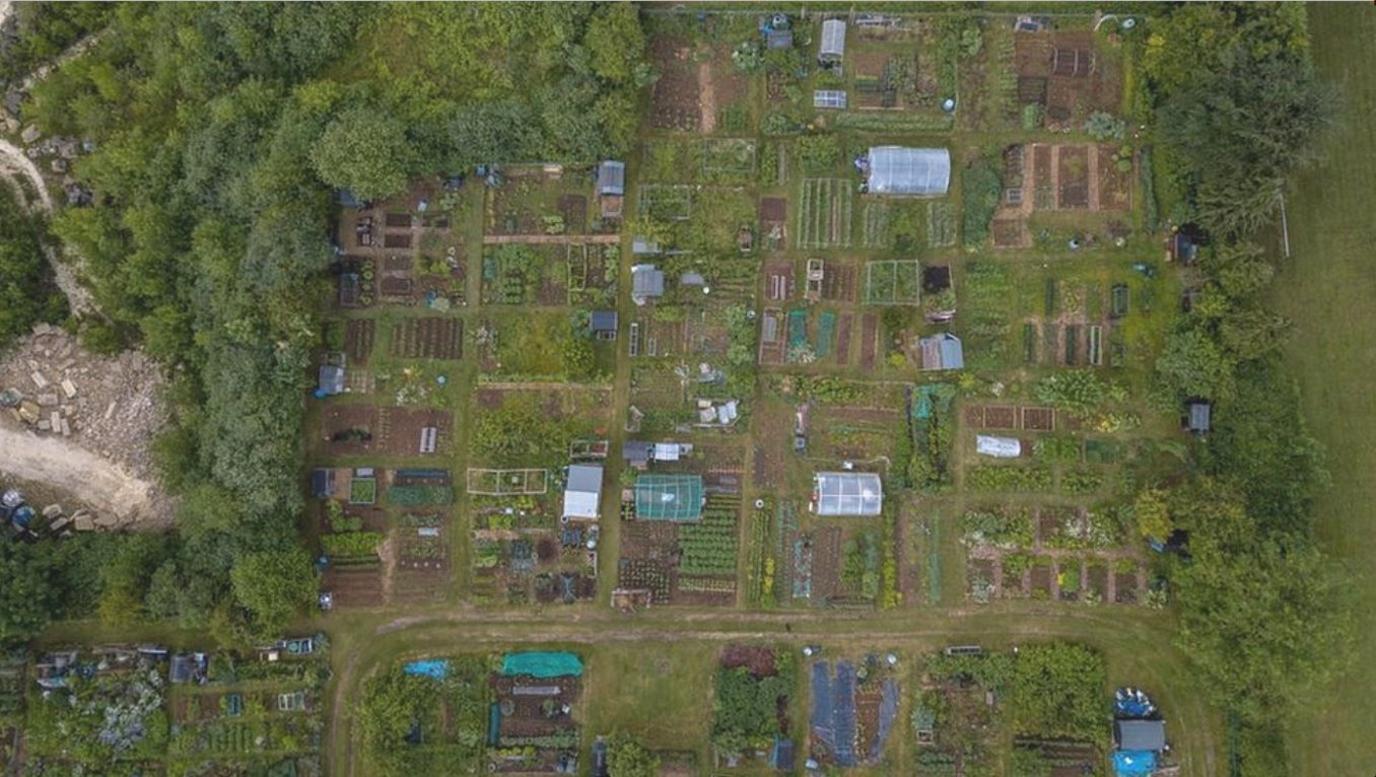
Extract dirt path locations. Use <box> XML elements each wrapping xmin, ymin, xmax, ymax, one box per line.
<box><xmin>0</xmin><ymin>1</ymin><xmax>95</xmax><ymax>314</ymax></box>
<box><xmin>481</xmin><ymin>233</ymin><xmax>620</xmax><ymax>245</ymax></box>
<box><xmin>0</xmin><ymin>424</ymin><xmax>162</xmax><ymax>524</ymax></box>
<box><xmin>698</xmin><ymin>59</ymin><xmax>717</xmax><ymax>133</ymax></box>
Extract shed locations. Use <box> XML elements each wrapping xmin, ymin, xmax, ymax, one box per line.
<box><xmin>596</xmin><ymin>161</ymin><xmax>625</xmax><ymax>197</ymax></box>
<box><xmin>766</xmin><ymin>28</ymin><xmax>793</xmax><ymax>50</ymax></box>
<box><xmin>631</xmin><ymin>264</ymin><xmax>665</xmax><ymax>305</ymax></box>
<box><xmin>1170</xmin><ymin>231</ymin><xmax>1200</xmax><ymax>264</ymax></box>
<box><xmin>317</xmin><ymin>365</ymin><xmax>345</xmax><ymax>396</ymax></box>
<box><xmin>335</xmin><ymin>189</ymin><xmax>363</xmax><ymax>209</ymax></box>
<box><xmin>819</xmin><ymin>20</ymin><xmax>847</xmax><ymax>63</ymax></box>
<box><xmin>589</xmin><ymin>310</ymin><xmax>618</xmax><ymax>335</ymax></box>
<box><xmin>1114</xmin><ymin>719</ymin><xmax>1166</xmax><ymax>752</ymax></box>
<box><xmin>562</xmin><ymin>465</ymin><xmax>603</xmax><ymax>520</ymax></box>
<box><xmin>813</xmin><ymin>472</ymin><xmax>883</xmax><ymax>516</ymax></box>
<box><xmin>770</xmin><ymin>736</ymin><xmax>796</xmax><ymax>770</ymax></box>
<box><xmin>918</xmin><ymin>333</ymin><xmax>964</xmax><ymax>371</ymax></box>
<box><xmin>1186</xmin><ymin>401</ymin><xmax>1211</xmax><ymax>434</ymax></box>
<box><xmin>866</xmin><ymin>147</ymin><xmax>951</xmax><ymax>196</ymax></box>
<box><xmin>310</xmin><ymin>468</ymin><xmax>336</xmax><ymax>499</ymax></box>
<box><xmin>633</xmin><ymin>474</ymin><xmax>705</xmax><ymax>522</ymax></box>
<box><xmin>622</xmin><ymin>440</ymin><xmax>653</xmax><ymax>469</ymax></box>
<box><xmin>631</xmin><ymin>236</ymin><xmax>661</xmax><ymax>256</ymax></box>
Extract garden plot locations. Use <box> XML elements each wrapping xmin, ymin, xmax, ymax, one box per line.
<box><xmin>617</xmin><ymin>492</ymin><xmax>742</xmax><ymax>606</ymax></box>
<box><xmin>1013</xmin><ymin>29</ymin><xmax>1122</xmax><ymax>126</ymax></box>
<box><xmin>797</xmin><ymin>178</ymin><xmax>854</xmax><ymax>249</ymax></box>
<box><xmin>711</xmin><ymin>645</ymin><xmax>796</xmax><ymax>769</ymax></box>
<box><xmin>472</xmin><ymin>531</ymin><xmax>597</xmax><ymax>607</ymax></box>
<box><xmin>376</xmin><ymin>407</ymin><xmax>451</xmax><ymax>456</ymax></box>
<box><xmin>566</xmin><ymin>243</ymin><xmax>618</xmax><ymax>307</ymax></box>
<box><xmin>476</xmin><ymin>312</ymin><xmax>611</xmax><ymax>382</ymax></box>
<box><xmin>359</xmin><ymin>653</ymin><xmax>583</xmax><ymax>776</ymax></box>
<box><xmin>759</xmin><ymin>196</ymin><xmax>788</xmax><ymax>250</ymax></box>
<box><xmin>808</xmin><ymin>655</ymin><xmax>901</xmax><ymax>768</ymax></box>
<box><xmin>471</xmin><ymin>388</ymin><xmax>611</xmax><ymax>473</ymax></box>
<box><xmin>843</xmin><ymin>25</ymin><xmax>956</xmax><ymax>132</ymax></box>
<box><xmin>649</xmin><ymin>35</ymin><xmax>702</xmax><ymax>132</ymax></box>
<box><xmin>322</xmin><ymin>403</ymin><xmax>378</xmax><ymax>455</ymax></box>
<box><xmin>482</xmin><ymin>243</ymin><xmax>569</xmax><ymax>306</ymax></box>
<box><xmin>863</xmin><ymin>260</ymin><xmax>922</xmax><ymax>305</ymax></box>
<box><xmin>389</xmin><ymin>316</ymin><xmax>463</xmax><ymax>359</ymax></box>
<box><xmin>24</xmin><ymin>640</ymin><xmax>330</xmax><ymax>776</ymax></box>
<box><xmin>1011</xmin><ymin>142</ymin><xmax>1131</xmax><ymax>213</ymax></box>
<box><xmin>390</xmin><ymin>512</ymin><xmax>450</xmax><ymax>603</ymax></box>
<box><xmin>345</xmin><ymin>319</ymin><xmax>375</xmax><ymax>364</ymax></box>
<box><xmin>486</xmin><ymin>167</ymin><xmax>601</xmax><ymax>236</ymax></box>
<box><xmin>959</xmin><ymin>505</ymin><xmax>1147</xmax><ymax>605</ymax></box>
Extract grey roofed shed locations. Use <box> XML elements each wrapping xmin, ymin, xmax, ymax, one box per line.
<box><xmin>819</xmin><ymin>20</ymin><xmax>846</xmax><ymax>61</ymax></box>
<box><xmin>866</xmin><ymin>147</ymin><xmax>951</xmax><ymax>196</ymax></box>
<box><xmin>1114</xmin><ymin>719</ymin><xmax>1166</xmax><ymax>751</ymax></box>
<box><xmin>589</xmin><ymin>310</ymin><xmax>618</xmax><ymax>333</ymax></box>
<box><xmin>814</xmin><ymin>471</ymin><xmax>883</xmax><ymax>516</ymax></box>
<box><xmin>596</xmin><ymin>161</ymin><xmax>625</xmax><ymax>196</ymax></box>
<box><xmin>1187</xmin><ymin>401</ymin><xmax>1211</xmax><ymax>433</ymax></box>
<box><xmin>919</xmin><ymin>333</ymin><xmax>964</xmax><ymax>371</ymax></box>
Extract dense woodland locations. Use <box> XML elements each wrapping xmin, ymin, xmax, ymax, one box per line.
<box><xmin>0</xmin><ymin>4</ymin><xmax>1352</xmax><ymax>774</ymax></box>
<box><xmin>0</xmin><ymin>2</ymin><xmax>649</xmax><ymax>642</ymax></box>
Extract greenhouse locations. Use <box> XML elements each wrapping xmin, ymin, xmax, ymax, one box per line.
<box><xmin>633</xmin><ymin>474</ymin><xmax>705</xmax><ymax>522</ymax></box>
<box><xmin>812</xmin><ymin>472</ymin><xmax>884</xmax><ymax>516</ymax></box>
<box><xmin>865</xmin><ymin>147</ymin><xmax>951</xmax><ymax>196</ymax></box>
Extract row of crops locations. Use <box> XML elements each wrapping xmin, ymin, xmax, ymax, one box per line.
<box><xmin>679</xmin><ymin>495</ymin><xmax>741</xmax><ymax>577</ymax></box>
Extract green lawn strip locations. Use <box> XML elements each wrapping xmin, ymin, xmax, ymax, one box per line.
<box><xmin>1272</xmin><ymin>5</ymin><xmax>1376</xmax><ymax>773</ymax></box>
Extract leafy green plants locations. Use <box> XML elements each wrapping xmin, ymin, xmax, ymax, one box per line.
<box><xmin>961</xmin><ymin>157</ymin><xmax>1002</xmax><ymax>247</ymax></box>
<box><xmin>967</xmin><ymin>465</ymin><xmax>1053</xmax><ymax>493</ymax></box>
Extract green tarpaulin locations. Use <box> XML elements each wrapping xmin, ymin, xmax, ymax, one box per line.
<box><xmin>500</xmin><ymin>651</ymin><xmax>584</xmax><ymax>678</ymax></box>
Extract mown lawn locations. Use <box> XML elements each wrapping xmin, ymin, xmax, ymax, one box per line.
<box><xmin>1272</xmin><ymin>5</ymin><xmax>1376</xmax><ymax>774</ymax></box>
<box><xmin>582</xmin><ymin>641</ymin><xmax>717</xmax><ymax>752</ymax></box>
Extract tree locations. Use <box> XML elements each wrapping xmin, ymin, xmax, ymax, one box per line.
<box><xmin>230</xmin><ymin>547</ymin><xmax>317</xmax><ymax>639</ymax></box>
<box><xmin>310</xmin><ymin>107</ymin><xmax>412</xmax><ymax>200</ymax></box>
<box><xmin>584</xmin><ymin>3</ymin><xmax>646</xmax><ymax>85</ymax></box>
<box><xmin>1172</xmin><ymin>481</ymin><xmax>1352</xmax><ymax>726</ymax></box>
<box><xmin>1156</xmin><ymin>327</ymin><xmax>1234</xmax><ymax>400</ymax></box>
<box><xmin>607</xmin><ymin>732</ymin><xmax>660</xmax><ymax>777</ymax></box>
<box><xmin>1133</xmin><ymin>488</ymin><xmax>1172</xmax><ymax>542</ymax></box>
<box><xmin>0</xmin><ymin>542</ymin><xmax>59</xmax><ymax>644</ymax></box>
<box><xmin>0</xmin><ymin>186</ymin><xmax>67</xmax><ymax>346</ymax></box>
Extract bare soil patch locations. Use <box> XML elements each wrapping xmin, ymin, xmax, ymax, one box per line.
<box><xmin>389</xmin><ymin>318</ymin><xmax>462</xmax><ymax>360</ymax></box>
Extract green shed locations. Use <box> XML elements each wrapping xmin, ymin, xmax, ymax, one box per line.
<box><xmin>633</xmin><ymin>474</ymin><xmax>705</xmax><ymax>522</ymax></box>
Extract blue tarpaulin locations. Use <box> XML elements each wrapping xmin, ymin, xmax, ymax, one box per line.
<box><xmin>870</xmin><ymin>678</ymin><xmax>899</xmax><ymax>761</ymax></box>
<box><xmin>1113</xmin><ymin>750</ymin><xmax>1157</xmax><ymax>776</ymax></box>
<box><xmin>404</xmin><ymin>659</ymin><xmax>449</xmax><ymax>679</ymax></box>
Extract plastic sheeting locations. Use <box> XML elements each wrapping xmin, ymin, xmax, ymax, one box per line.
<box><xmin>976</xmin><ymin>435</ymin><xmax>1021</xmax><ymax>458</ymax></box>
<box><xmin>500</xmin><ymin>651</ymin><xmax>584</xmax><ymax>678</ymax></box>
<box><xmin>1113</xmin><ymin>750</ymin><xmax>1157</xmax><ymax>776</ymax></box>
<box><xmin>404</xmin><ymin>659</ymin><xmax>449</xmax><ymax>679</ymax></box>
<box><xmin>870</xmin><ymin>678</ymin><xmax>899</xmax><ymax>761</ymax></box>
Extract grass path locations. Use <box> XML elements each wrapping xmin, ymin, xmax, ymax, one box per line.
<box><xmin>1272</xmin><ymin>5</ymin><xmax>1376</xmax><ymax>774</ymax></box>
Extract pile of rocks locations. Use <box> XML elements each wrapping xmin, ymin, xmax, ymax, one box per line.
<box><xmin>0</xmin><ymin>323</ymin><xmax>165</xmax><ymax>478</ymax></box>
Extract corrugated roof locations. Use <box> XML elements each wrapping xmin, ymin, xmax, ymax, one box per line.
<box><xmin>814</xmin><ymin>472</ymin><xmax>883</xmax><ymax>516</ymax></box>
<box><xmin>633</xmin><ymin>474</ymin><xmax>704</xmax><ymax>521</ymax></box>
<box><xmin>867</xmin><ymin>147</ymin><xmax>951</xmax><ymax>196</ymax></box>
<box><xmin>1115</xmin><ymin>719</ymin><xmax>1166</xmax><ymax>751</ymax></box>
<box><xmin>597</xmin><ymin>161</ymin><xmax>625</xmax><ymax>196</ymax></box>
